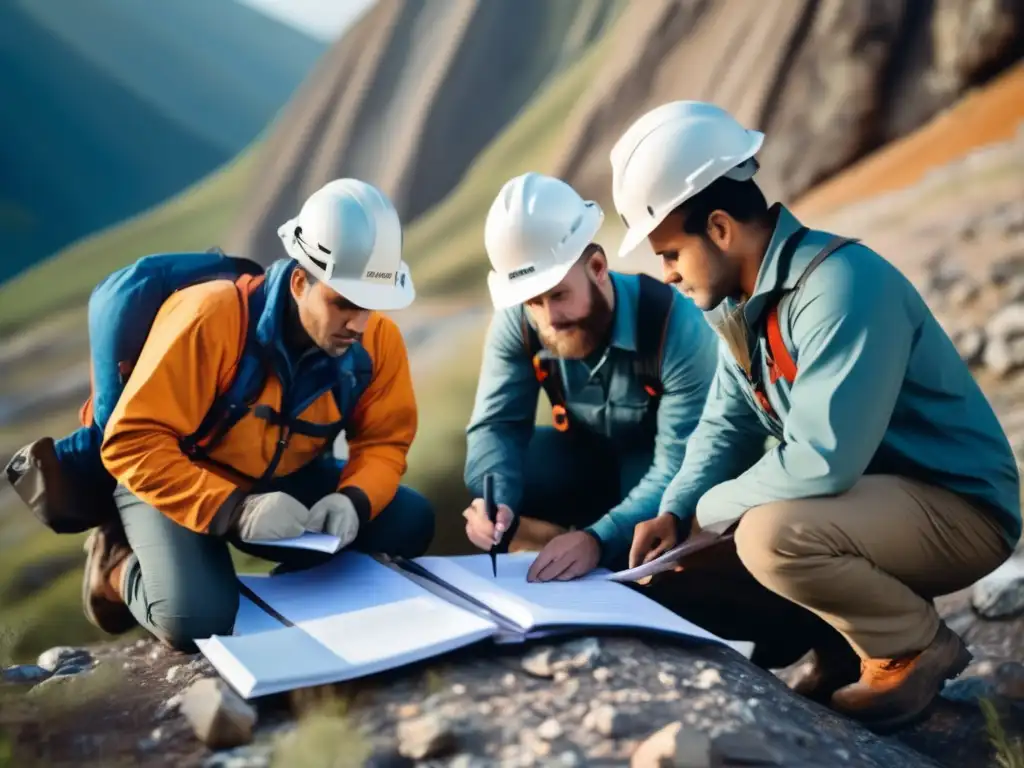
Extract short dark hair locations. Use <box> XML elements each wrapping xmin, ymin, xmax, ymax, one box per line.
<box><xmin>672</xmin><ymin>177</ymin><xmax>770</xmax><ymax>235</ymax></box>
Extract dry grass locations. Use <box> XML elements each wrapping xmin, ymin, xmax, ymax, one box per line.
<box><xmin>272</xmin><ymin>689</ymin><xmax>371</xmax><ymax>768</ymax></box>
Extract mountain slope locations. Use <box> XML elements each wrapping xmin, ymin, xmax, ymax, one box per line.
<box><xmin>0</xmin><ymin>0</ymin><xmax>325</xmax><ymax>284</ymax></box>
<box><xmin>224</xmin><ymin>0</ymin><xmax>625</xmax><ymax>265</ymax></box>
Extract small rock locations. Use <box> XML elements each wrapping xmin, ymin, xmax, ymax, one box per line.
<box><xmin>396</xmin><ymin>713</ymin><xmax>455</xmax><ymax>760</ymax></box>
<box><xmin>537</xmin><ymin>717</ymin><xmax>564</xmax><ymax>741</ymax></box>
<box><xmin>180</xmin><ymin>678</ymin><xmax>257</xmax><ymax>750</ymax></box>
<box><xmin>559</xmin><ymin>637</ymin><xmax>601</xmax><ymax>670</ymax></box>
<box><xmin>952</xmin><ymin>327</ymin><xmax>986</xmax><ymax>366</ymax></box>
<box><xmin>593</xmin><ymin>667</ymin><xmax>612</xmax><ymax>683</ymax></box>
<box><xmin>557</xmin><ymin>750</ymin><xmax>583</xmax><ymax>766</ymax></box>
<box><xmin>139</xmin><ymin>726</ymin><xmax>165</xmax><ymax>752</ymax></box>
<box><xmin>451</xmin><ymin>683</ymin><xmax>467</xmax><ymax>696</ymax></box>
<box><xmin>553</xmin><ymin>670</ymin><xmax>571</xmax><ymax>684</ymax></box>
<box><xmin>632</xmin><ymin>722</ymin><xmax>713</xmax><ymax>768</ymax></box>
<box><xmin>396</xmin><ymin>702</ymin><xmax>421</xmax><ymax>719</ymax></box>
<box><xmin>835</xmin><ymin>748</ymin><xmax>851</xmax><ymax>761</ymax></box>
<box><xmin>994</xmin><ymin>661</ymin><xmax>1024</xmax><ymax>700</ymax></box>
<box><xmin>2</xmin><ymin>664</ymin><xmax>52</xmax><ymax>686</ymax></box>
<box><xmin>37</xmin><ymin>646</ymin><xmax>92</xmax><ymax>672</ymax></box>
<box><xmin>692</xmin><ymin>668</ymin><xmax>723</xmax><ymax>690</ymax></box>
<box><xmin>972</xmin><ymin>556</ymin><xmax>1024</xmax><ymax>618</ymax></box>
<box><xmin>166</xmin><ymin>665</ymin><xmax>186</xmax><ymax>684</ymax></box>
<box><xmin>583</xmin><ymin>704</ymin><xmax>621</xmax><ymax>737</ymax></box>
<box><xmin>711</xmin><ymin>729</ymin><xmax>783</xmax><ymax>765</ymax></box>
<box><xmin>521</xmin><ymin>729</ymin><xmax>552</xmax><ymax>758</ymax></box>
<box><xmin>155</xmin><ymin>693</ymin><xmax>183</xmax><ymax>720</ymax></box>
<box><xmin>947</xmin><ymin>278</ymin><xmax>980</xmax><ymax>307</ymax></box>
<box><xmin>983</xmin><ymin>304</ymin><xmax>1024</xmax><ymax>376</ymax></box>
<box><xmin>123</xmin><ymin>661</ymin><xmax>140</xmax><ymax>673</ymax></box>
<box><xmin>658</xmin><ymin>671</ymin><xmax>677</xmax><ymax>688</ymax></box>
<box><xmin>989</xmin><ymin>252</ymin><xmax>1024</xmax><ymax>285</ymax></box>
<box><xmin>943</xmin><ymin>675</ymin><xmax>996</xmax><ymax>704</ymax></box>
<box><xmin>148</xmin><ymin>645</ymin><xmax>167</xmax><ymax>662</ymax></box>
<box><xmin>502</xmin><ymin>673</ymin><xmax>517</xmax><ymax>688</ymax></box>
<box><xmin>522</xmin><ymin>647</ymin><xmax>555</xmax><ymax>678</ymax></box>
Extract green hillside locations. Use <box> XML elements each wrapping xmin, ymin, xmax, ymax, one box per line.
<box><xmin>0</xmin><ymin>0</ymin><xmax>325</xmax><ymax>285</ymax></box>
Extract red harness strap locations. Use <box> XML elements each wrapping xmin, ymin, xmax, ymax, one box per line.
<box><xmin>751</xmin><ymin>232</ymin><xmax>858</xmax><ymax>419</ymax></box>
<box><xmin>765</xmin><ymin>305</ymin><xmax>798</xmax><ymax>384</ymax></box>
<box><xmin>753</xmin><ymin>304</ymin><xmax>798</xmax><ymax>419</ymax></box>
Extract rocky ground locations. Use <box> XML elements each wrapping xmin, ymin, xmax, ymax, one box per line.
<box><xmin>3</xmin><ymin>575</ymin><xmax>1024</xmax><ymax>768</ymax></box>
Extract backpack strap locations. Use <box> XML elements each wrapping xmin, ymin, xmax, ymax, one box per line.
<box><xmin>520</xmin><ymin>309</ymin><xmax>571</xmax><ymax>432</ymax></box>
<box><xmin>632</xmin><ymin>273</ymin><xmax>675</xmax><ymax>414</ymax></box>
<box><xmin>180</xmin><ymin>273</ymin><xmax>270</xmax><ymax>461</ymax></box>
<box><xmin>753</xmin><ymin>232</ymin><xmax>859</xmax><ymax>417</ymax></box>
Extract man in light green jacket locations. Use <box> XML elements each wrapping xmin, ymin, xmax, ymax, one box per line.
<box><xmin>615</xmin><ymin>101</ymin><xmax>1020</xmax><ymax>732</ymax></box>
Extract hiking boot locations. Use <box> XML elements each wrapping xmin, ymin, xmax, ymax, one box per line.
<box><xmin>830</xmin><ymin>622</ymin><xmax>972</xmax><ymax>731</ymax></box>
<box><xmin>82</xmin><ymin>522</ymin><xmax>137</xmax><ymax>635</ymax></box>
<box><xmin>788</xmin><ymin>644</ymin><xmax>862</xmax><ymax>705</ymax></box>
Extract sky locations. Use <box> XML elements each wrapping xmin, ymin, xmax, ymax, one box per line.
<box><xmin>238</xmin><ymin>0</ymin><xmax>378</xmax><ymax>41</ymax></box>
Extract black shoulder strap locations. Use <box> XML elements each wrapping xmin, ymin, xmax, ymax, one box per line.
<box><xmin>793</xmin><ymin>235</ymin><xmax>859</xmax><ymax>291</ymax></box>
<box><xmin>633</xmin><ymin>273</ymin><xmax>676</xmax><ymax>398</ymax></box>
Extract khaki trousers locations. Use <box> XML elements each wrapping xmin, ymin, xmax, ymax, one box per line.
<box><xmin>733</xmin><ymin>475</ymin><xmax>1012</xmax><ymax>659</ymax></box>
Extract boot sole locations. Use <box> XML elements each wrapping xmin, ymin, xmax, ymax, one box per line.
<box><xmin>857</xmin><ymin>640</ymin><xmax>974</xmax><ymax>734</ymax></box>
<box><xmin>82</xmin><ymin>531</ymin><xmax>138</xmax><ymax>635</ymax></box>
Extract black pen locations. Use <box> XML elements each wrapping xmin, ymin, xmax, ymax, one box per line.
<box><xmin>484</xmin><ymin>473</ymin><xmax>498</xmax><ymax>577</ymax></box>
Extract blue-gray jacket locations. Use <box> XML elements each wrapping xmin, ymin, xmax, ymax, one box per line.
<box><xmin>661</xmin><ymin>205</ymin><xmax>1022</xmax><ymax>547</ymax></box>
<box><xmin>465</xmin><ymin>271</ymin><xmax>719</xmax><ymax>562</ymax></box>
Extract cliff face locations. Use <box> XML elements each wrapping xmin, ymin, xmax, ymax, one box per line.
<box><xmin>227</xmin><ymin>0</ymin><xmax>1023</xmax><ymax>273</ymax></box>
<box><xmin>553</xmin><ymin>0</ymin><xmax>1024</xmax><ymax>208</ymax></box>
<box><xmin>224</xmin><ymin>0</ymin><xmax>623</xmax><ymax>265</ymax></box>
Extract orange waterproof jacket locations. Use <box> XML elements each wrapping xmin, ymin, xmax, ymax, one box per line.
<box><xmin>100</xmin><ymin>259</ymin><xmax>417</xmax><ymax>534</ymax></box>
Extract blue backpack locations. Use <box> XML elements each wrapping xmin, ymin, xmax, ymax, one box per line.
<box><xmin>5</xmin><ymin>249</ymin><xmax>369</xmax><ymax>534</ymax></box>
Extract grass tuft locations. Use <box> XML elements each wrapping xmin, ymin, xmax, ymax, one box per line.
<box><xmin>981</xmin><ymin>697</ymin><xmax>1024</xmax><ymax>768</ymax></box>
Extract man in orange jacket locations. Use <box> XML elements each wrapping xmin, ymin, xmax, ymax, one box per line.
<box><xmin>81</xmin><ymin>179</ymin><xmax>433</xmax><ymax>652</ymax></box>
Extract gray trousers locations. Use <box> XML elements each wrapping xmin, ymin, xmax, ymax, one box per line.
<box><xmin>114</xmin><ymin>458</ymin><xmax>435</xmax><ymax>653</ymax></box>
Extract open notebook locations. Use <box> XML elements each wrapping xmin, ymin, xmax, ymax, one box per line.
<box><xmin>196</xmin><ymin>551</ymin><xmax>731</xmax><ymax>699</ymax></box>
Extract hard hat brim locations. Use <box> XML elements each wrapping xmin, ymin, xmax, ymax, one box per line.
<box><xmin>324</xmin><ymin>265</ymin><xmax>416</xmax><ymax>312</ymax></box>
<box><xmin>487</xmin><ymin>256</ymin><xmax>579</xmax><ymax>310</ymax></box>
<box><xmin>617</xmin><ymin>221</ymin><xmax>658</xmax><ymax>260</ymax></box>
<box><xmin>279</xmin><ymin>220</ymin><xmax>416</xmax><ymax>311</ymax></box>
<box><xmin>486</xmin><ymin>202</ymin><xmax>603</xmax><ymax>310</ymax></box>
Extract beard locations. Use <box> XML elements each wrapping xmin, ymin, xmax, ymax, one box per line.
<box><xmin>537</xmin><ymin>278</ymin><xmax>614</xmax><ymax>359</ymax></box>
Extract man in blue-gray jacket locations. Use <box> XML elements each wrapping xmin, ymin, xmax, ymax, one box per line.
<box><xmin>616</xmin><ymin>101</ymin><xmax>1020</xmax><ymax>731</ymax></box>
<box><xmin>461</xmin><ymin>172</ymin><xmax>718</xmax><ymax>582</ymax></box>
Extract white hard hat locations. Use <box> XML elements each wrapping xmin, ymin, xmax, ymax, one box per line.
<box><xmin>484</xmin><ymin>172</ymin><xmax>604</xmax><ymax>309</ymax></box>
<box><xmin>277</xmin><ymin>178</ymin><xmax>415</xmax><ymax>311</ymax></box>
<box><xmin>610</xmin><ymin>101</ymin><xmax>764</xmax><ymax>258</ymax></box>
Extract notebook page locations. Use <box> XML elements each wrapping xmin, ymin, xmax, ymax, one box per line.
<box><xmin>224</xmin><ymin>552</ymin><xmax>498</xmax><ymax>683</ymax></box>
<box><xmin>239</xmin><ymin>532</ymin><xmax>342</xmax><ymax>553</ymax></box>
<box><xmin>413</xmin><ymin>553</ymin><xmax>727</xmax><ymax>646</ymax></box>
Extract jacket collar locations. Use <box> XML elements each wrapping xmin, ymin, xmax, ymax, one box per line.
<box><xmin>743</xmin><ymin>203</ymin><xmax>808</xmax><ymax>327</ymax></box>
<box><xmin>607</xmin><ymin>271</ymin><xmax>637</xmax><ymax>353</ymax></box>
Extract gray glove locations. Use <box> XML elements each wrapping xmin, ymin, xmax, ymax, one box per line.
<box><xmin>309</xmin><ymin>493</ymin><xmax>361</xmax><ymax>549</ymax></box>
<box><xmin>235</xmin><ymin>491</ymin><xmax>317</xmax><ymax>542</ymax></box>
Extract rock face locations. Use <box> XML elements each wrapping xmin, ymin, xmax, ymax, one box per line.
<box><xmin>555</xmin><ymin>0</ymin><xmax>1024</xmax><ymax>207</ymax></box>
<box><xmin>224</xmin><ymin>0</ymin><xmax>621</xmax><ymax>264</ymax></box>
<box><xmin>226</xmin><ymin>0</ymin><xmax>1023</xmax><ymax>266</ymax></box>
